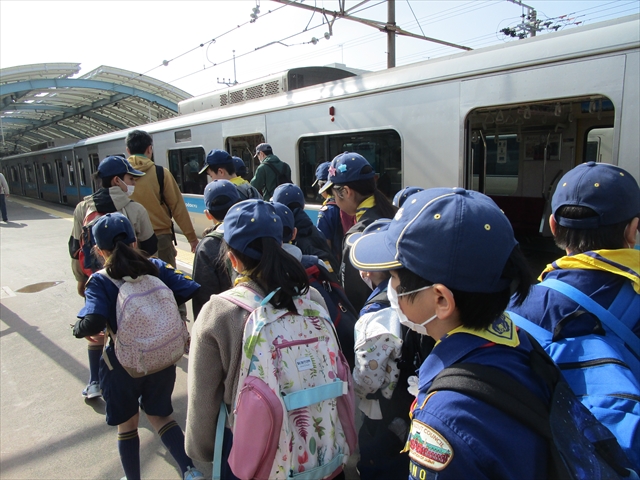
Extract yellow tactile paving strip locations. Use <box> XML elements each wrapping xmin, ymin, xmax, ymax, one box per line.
<box><xmin>9</xmin><ymin>196</ymin><xmax>195</xmax><ymax>267</ymax></box>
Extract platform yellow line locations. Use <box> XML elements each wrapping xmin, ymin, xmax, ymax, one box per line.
<box><xmin>9</xmin><ymin>196</ymin><xmax>195</xmax><ymax>266</ymax></box>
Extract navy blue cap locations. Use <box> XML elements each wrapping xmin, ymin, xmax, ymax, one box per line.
<box><xmin>92</xmin><ymin>212</ymin><xmax>136</xmax><ymax>250</ymax></box>
<box><xmin>223</xmin><ymin>200</ymin><xmax>283</xmax><ymax>259</ymax></box>
<box><xmin>98</xmin><ymin>156</ymin><xmax>144</xmax><ymax>178</ymax></box>
<box><xmin>313</xmin><ymin>162</ymin><xmax>331</xmax><ymax>187</ymax></box>
<box><xmin>393</xmin><ymin>186</ymin><xmax>425</xmax><ymax>208</ymax></box>
<box><xmin>319</xmin><ymin>152</ymin><xmax>375</xmax><ymax>194</ymax></box>
<box><xmin>200</xmin><ymin>149</ymin><xmax>233</xmax><ymax>174</ymax></box>
<box><xmin>350</xmin><ymin>188</ymin><xmax>517</xmax><ymax>293</ymax></box>
<box><xmin>254</xmin><ymin>143</ymin><xmax>272</xmax><ymax>158</ymax></box>
<box><xmin>204</xmin><ymin>179</ymin><xmax>240</xmax><ymax>213</ymax></box>
<box><xmin>552</xmin><ymin>162</ymin><xmax>640</xmax><ymax>229</ymax></box>
<box><xmin>232</xmin><ymin>156</ymin><xmax>247</xmax><ymax>177</ymax></box>
<box><xmin>272</xmin><ymin>183</ymin><xmax>305</xmax><ymax>208</ymax></box>
<box><xmin>272</xmin><ymin>202</ymin><xmax>295</xmax><ymax>243</ymax></box>
<box><xmin>346</xmin><ymin>218</ymin><xmax>392</xmax><ymax>248</ymax></box>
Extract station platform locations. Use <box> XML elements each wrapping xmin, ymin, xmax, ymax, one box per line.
<box><xmin>0</xmin><ymin>196</ymin><xmax>360</xmax><ymax>480</ymax></box>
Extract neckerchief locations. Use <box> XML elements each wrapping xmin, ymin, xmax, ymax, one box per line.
<box><xmin>540</xmin><ymin>249</ymin><xmax>640</xmax><ymax>293</ymax></box>
<box><xmin>355</xmin><ymin>196</ymin><xmax>376</xmax><ymax>222</ymax></box>
<box><xmin>437</xmin><ymin>314</ymin><xmax>520</xmax><ymax>348</ymax></box>
<box><xmin>230</xmin><ymin>176</ymin><xmax>248</xmax><ymax>186</ymax></box>
<box><xmin>322</xmin><ymin>196</ymin><xmax>336</xmax><ymax>206</ymax></box>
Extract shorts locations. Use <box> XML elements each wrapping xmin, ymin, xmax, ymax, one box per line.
<box><xmin>99</xmin><ymin>350</ymin><xmax>176</xmax><ymax>426</ymax></box>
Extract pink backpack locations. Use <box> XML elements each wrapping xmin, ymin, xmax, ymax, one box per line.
<box><xmin>100</xmin><ymin>270</ymin><xmax>189</xmax><ymax>377</ymax></box>
<box><xmin>215</xmin><ymin>285</ymin><xmax>357</xmax><ymax>480</ymax></box>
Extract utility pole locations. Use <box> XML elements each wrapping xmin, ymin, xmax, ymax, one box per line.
<box><xmin>387</xmin><ymin>0</ymin><xmax>396</xmax><ymax>68</ymax></box>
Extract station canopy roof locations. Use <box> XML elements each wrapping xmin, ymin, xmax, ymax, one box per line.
<box><xmin>0</xmin><ymin>63</ymin><xmax>192</xmax><ymax>156</ymax></box>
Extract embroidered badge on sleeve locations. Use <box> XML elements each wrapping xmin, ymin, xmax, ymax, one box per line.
<box><xmin>408</xmin><ymin>419</ymin><xmax>453</xmax><ymax>471</ymax></box>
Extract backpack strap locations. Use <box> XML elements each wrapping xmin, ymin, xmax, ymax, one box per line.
<box><xmin>218</xmin><ymin>284</ymin><xmax>263</xmax><ymax>312</ymax></box>
<box><xmin>507</xmin><ymin>310</ymin><xmax>553</xmax><ymax>347</ymax></box>
<box><xmin>156</xmin><ymin>165</ymin><xmax>177</xmax><ymax>246</ymax></box>
<box><xmin>212</xmin><ymin>403</ymin><xmax>228</xmax><ymax>480</ymax></box>
<box><xmin>540</xmin><ymin>278</ymin><xmax>640</xmax><ymax>358</ymax></box>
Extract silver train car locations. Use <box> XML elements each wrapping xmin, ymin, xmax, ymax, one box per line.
<box><xmin>2</xmin><ymin>15</ymin><xmax>638</xmax><ymax>241</ymax></box>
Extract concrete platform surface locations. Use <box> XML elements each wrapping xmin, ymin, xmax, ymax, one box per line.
<box><xmin>0</xmin><ymin>196</ymin><xmax>360</xmax><ymax>480</ymax></box>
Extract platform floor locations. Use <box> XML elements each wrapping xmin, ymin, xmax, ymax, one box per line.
<box><xmin>0</xmin><ymin>196</ymin><xmax>360</xmax><ymax>480</ymax></box>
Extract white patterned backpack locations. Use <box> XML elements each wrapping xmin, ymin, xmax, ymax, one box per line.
<box><xmin>99</xmin><ymin>270</ymin><xmax>189</xmax><ymax>378</ymax></box>
<box><xmin>215</xmin><ymin>285</ymin><xmax>357</xmax><ymax>480</ymax></box>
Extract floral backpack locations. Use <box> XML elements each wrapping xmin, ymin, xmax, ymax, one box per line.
<box><xmin>215</xmin><ymin>285</ymin><xmax>357</xmax><ymax>480</ymax></box>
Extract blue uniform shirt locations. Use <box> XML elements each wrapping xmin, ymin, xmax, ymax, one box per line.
<box><xmin>408</xmin><ymin>316</ymin><xmax>550</xmax><ymax>480</ymax></box>
<box><xmin>316</xmin><ymin>199</ymin><xmax>343</xmax><ymax>261</ymax></box>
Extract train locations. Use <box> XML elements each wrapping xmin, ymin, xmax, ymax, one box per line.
<box><xmin>2</xmin><ymin>14</ymin><xmax>638</xmax><ymax>246</ymax></box>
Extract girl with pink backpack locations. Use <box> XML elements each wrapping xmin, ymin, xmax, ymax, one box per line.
<box><xmin>72</xmin><ymin>213</ymin><xmax>205</xmax><ymax>480</ymax></box>
<box><xmin>186</xmin><ymin>199</ymin><xmax>356</xmax><ymax>480</ymax></box>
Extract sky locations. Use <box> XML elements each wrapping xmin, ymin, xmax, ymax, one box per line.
<box><xmin>1</xmin><ymin>1</ymin><xmax>638</xmax><ymax>98</ymax></box>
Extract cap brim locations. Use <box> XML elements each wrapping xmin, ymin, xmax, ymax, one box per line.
<box><xmin>198</xmin><ymin>164</ymin><xmax>209</xmax><ymax>175</ymax></box>
<box><xmin>318</xmin><ymin>180</ymin><xmax>334</xmax><ymax>194</ymax></box>
<box><xmin>349</xmin><ymin>230</ymin><xmax>402</xmax><ymax>271</ymax></box>
<box><xmin>312</xmin><ymin>179</ymin><xmax>319</xmax><ymax>187</ymax></box>
<box><xmin>128</xmin><ymin>167</ymin><xmax>145</xmax><ymax>176</ymax></box>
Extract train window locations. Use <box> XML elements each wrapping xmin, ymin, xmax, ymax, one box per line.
<box><xmin>226</xmin><ymin>134</ymin><xmax>266</xmax><ymax>180</ymax></box>
<box><xmin>24</xmin><ymin>165</ymin><xmax>34</xmax><ymax>183</ymax></box>
<box><xmin>67</xmin><ymin>161</ymin><xmax>76</xmax><ymax>186</ymax></box>
<box><xmin>585</xmin><ymin>127</ymin><xmax>613</xmax><ymax>163</ymax></box>
<box><xmin>77</xmin><ymin>158</ymin><xmax>87</xmax><ymax>186</ymax></box>
<box><xmin>42</xmin><ymin>163</ymin><xmax>54</xmax><ymax>184</ymax></box>
<box><xmin>168</xmin><ymin>147</ymin><xmax>207</xmax><ymax>194</ymax></box>
<box><xmin>298</xmin><ymin>129</ymin><xmax>402</xmax><ymax>204</ymax></box>
<box><xmin>10</xmin><ymin>166</ymin><xmax>19</xmax><ymax>182</ymax></box>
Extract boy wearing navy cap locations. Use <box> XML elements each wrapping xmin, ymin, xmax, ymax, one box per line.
<box><xmin>508</xmin><ymin>161</ymin><xmax>640</xmax><ymax>469</ymax></box>
<box><xmin>201</xmin><ymin>149</ymin><xmax>261</xmax><ymax>201</ymax></box>
<box><xmin>69</xmin><ymin>155</ymin><xmax>158</xmax><ymax>399</ymax></box>
<box><xmin>191</xmin><ymin>180</ymin><xmax>241</xmax><ymax>319</ymax></box>
<box><xmin>272</xmin><ymin>183</ymin><xmax>339</xmax><ymax>273</ymax></box>
<box><xmin>350</xmin><ymin>188</ymin><xmax>550</xmax><ymax>479</ymax></box>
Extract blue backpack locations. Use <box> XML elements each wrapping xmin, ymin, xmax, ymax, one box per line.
<box><xmin>508</xmin><ymin>278</ymin><xmax>640</xmax><ymax>470</ymax></box>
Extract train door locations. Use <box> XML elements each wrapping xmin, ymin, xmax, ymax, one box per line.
<box><xmin>54</xmin><ymin>159</ymin><xmax>65</xmax><ymax>203</ymax></box>
<box><xmin>465</xmin><ymin>95</ymin><xmax>615</xmax><ymax>237</ymax></box>
<box><xmin>225</xmin><ymin>134</ymin><xmax>265</xmax><ymax>181</ymax></box>
<box><xmin>167</xmin><ymin>147</ymin><xmax>207</xmax><ymax>194</ymax></box>
<box><xmin>88</xmin><ymin>152</ymin><xmax>100</xmax><ymax>191</ymax></box>
<box><xmin>65</xmin><ymin>155</ymin><xmax>80</xmax><ymax>205</ymax></box>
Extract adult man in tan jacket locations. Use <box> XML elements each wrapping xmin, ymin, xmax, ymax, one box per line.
<box><xmin>125</xmin><ymin>130</ymin><xmax>198</xmax><ymax>267</ymax></box>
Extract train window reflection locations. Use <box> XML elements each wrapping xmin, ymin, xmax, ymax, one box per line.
<box><xmin>298</xmin><ymin>129</ymin><xmax>401</xmax><ymax>204</ymax></box>
<box><xmin>24</xmin><ymin>165</ymin><xmax>34</xmax><ymax>184</ymax></box>
<box><xmin>78</xmin><ymin>158</ymin><xmax>87</xmax><ymax>186</ymax></box>
<box><xmin>42</xmin><ymin>163</ymin><xmax>54</xmax><ymax>184</ymax></box>
<box><xmin>10</xmin><ymin>166</ymin><xmax>19</xmax><ymax>183</ymax></box>
<box><xmin>168</xmin><ymin>147</ymin><xmax>207</xmax><ymax>194</ymax></box>
<box><xmin>67</xmin><ymin>161</ymin><xmax>76</xmax><ymax>186</ymax></box>
<box><xmin>585</xmin><ymin>127</ymin><xmax>613</xmax><ymax>163</ymax></box>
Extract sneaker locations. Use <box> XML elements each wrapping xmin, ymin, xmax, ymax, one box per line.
<box><xmin>184</xmin><ymin>466</ymin><xmax>205</xmax><ymax>480</ymax></box>
<box><xmin>82</xmin><ymin>381</ymin><xmax>102</xmax><ymax>399</ymax></box>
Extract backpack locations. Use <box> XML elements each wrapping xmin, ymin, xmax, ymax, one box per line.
<box><xmin>427</xmin><ymin>331</ymin><xmax>637</xmax><ymax>480</ymax></box>
<box><xmin>305</xmin><ymin>263</ymin><xmax>359</xmax><ymax>370</ymax></box>
<box><xmin>508</xmin><ymin>278</ymin><xmax>640</xmax><ymax>467</ymax></box>
<box><xmin>215</xmin><ymin>284</ymin><xmax>357</xmax><ymax>480</ymax></box>
<box><xmin>235</xmin><ymin>181</ymin><xmax>262</xmax><ymax>200</ymax></box>
<box><xmin>99</xmin><ymin>270</ymin><xmax>189</xmax><ymax>378</ymax></box>
<box><xmin>265</xmin><ymin>162</ymin><xmax>292</xmax><ymax>188</ymax></box>
<box><xmin>78</xmin><ymin>210</ymin><xmax>105</xmax><ymax>276</ymax></box>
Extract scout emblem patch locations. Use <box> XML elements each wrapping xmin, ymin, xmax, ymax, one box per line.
<box><xmin>408</xmin><ymin>419</ymin><xmax>453</xmax><ymax>471</ymax></box>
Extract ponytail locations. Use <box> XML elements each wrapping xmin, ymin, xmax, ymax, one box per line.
<box><xmin>226</xmin><ymin>238</ymin><xmax>309</xmax><ymax>311</ymax></box>
<box><xmin>372</xmin><ymin>189</ymin><xmax>397</xmax><ymax>219</ymax></box>
<box><xmin>102</xmin><ymin>240</ymin><xmax>159</xmax><ymax>280</ymax></box>
<box><xmin>343</xmin><ymin>174</ymin><xmax>397</xmax><ymax>220</ymax></box>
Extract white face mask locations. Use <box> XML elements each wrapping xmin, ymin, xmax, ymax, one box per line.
<box><xmin>388</xmin><ymin>283</ymin><xmax>436</xmax><ymax>336</ymax></box>
<box><xmin>125</xmin><ymin>185</ymin><xmax>135</xmax><ymax>197</ymax></box>
<box><xmin>360</xmin><ymin>271</ymin><xmax>374</xmax><ymax>291</ymax></box>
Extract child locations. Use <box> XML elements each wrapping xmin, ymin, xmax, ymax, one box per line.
<box><xmin>72</xmin><ymin>213</ymin><xmax>204</xmax><ymax>480</ymax></box>
<box><xmin>185</xmin><ymin>200</ymin><xmax>337</xmax><ymax>477</ymax></box>
<box><xmin>191</xmin><ymin>179</ymin><xmax>240</xmax><ymax>319</ymax></box>
<box><xmin>508</xmin><ymin>162</ymin><xmax>640</xmax><ymax>469</ymax></box>
<box><xmin>314</xmin><ymin>161</ymin><xmax>348</xmax><ymax>262</ymax></box>
<box><xmin>350</xmin><ymin>188</ymin><xmax>551</xmax><ymax>479</ymax></box>
<box><xmin>272</xmin><ymin>182</ymin><xmax>340</xmax><ymax>273</ymax></box>
<box><xmin>200</xmin><ymin>149</ymin><xmax>261</xmax><ymax>200</ymax></box>
<box><xmin>69</xmin><ymin>155</ymin><xmax>157</xmax><ymax>399</ymax></box>
<box><xmin>319</xmin><ymin>152</ymin><xmax>397</xmax><ymax>312</ymax></box>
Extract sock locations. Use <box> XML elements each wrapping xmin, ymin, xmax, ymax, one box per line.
<box><xmin>87</xmin><ymin>344</ymin><xmax>102</xmax><ymax>384</ymax></box>
<box><xmin>117</xmin><ymin>429</ymin><xmax>141</xmax><ymax>480</ymax></box>
<box><xmin>158</xmin><ymin>420</ymin><xmax>193</xmax><ymax>475</ymax></box>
